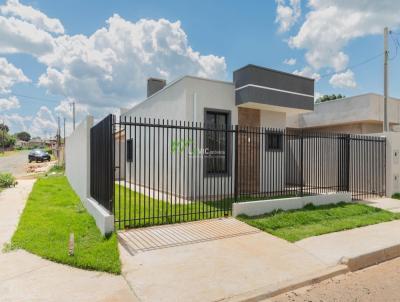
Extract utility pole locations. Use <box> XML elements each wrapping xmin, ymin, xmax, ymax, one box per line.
<box><xmin>72</xmin><ymin>102</ymin><xmax>76</xmax><ymax>131</ymax></box>
<box><xmin>63</xmin><ymin>117</ymin><xmax>66</xmax><ymax>164</ymax></box>
<box><xmin>384</xmin><ymin>27</ymin><xmax>389</xmax><ymax>132</ymax></box>
<box><xmin>57</xmin><ymin>116</ymin><xmax>61</xmax><ymax>163</ymax></box>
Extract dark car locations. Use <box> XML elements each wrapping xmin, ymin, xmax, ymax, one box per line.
<box><xmin>28</xmin><ymin>149</ymin><xmax>51</xmax><ymax>163</ymax></box>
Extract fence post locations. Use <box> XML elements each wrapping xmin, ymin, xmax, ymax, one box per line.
<box><xmin>300</xmin><ymin>130</ymin><xmax>304</xmax><ymax>197</ymax></box>
<box><xmin>345</xmin><ymin>134</ymin><xmax>350</xmax><ymax>192</ymax></box>
<box><xmin>234</xmin><ymin>125</ymin><xmax>239</xmax><ymax>202</ymax></box>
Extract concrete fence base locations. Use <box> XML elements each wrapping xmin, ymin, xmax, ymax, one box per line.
<box><xmin>66</xmin><ymin>115</ymin><xmax>114</xmax><ymax>236</ymax></box>
<box><xmin>232</xmin><ymin>192</ymin><xmax>353</xmax><ymax>217</ymax></box>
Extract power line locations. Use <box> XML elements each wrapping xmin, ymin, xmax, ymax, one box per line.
<box><xmin>7</xmin><ymin>92</ymin><xmax>61</xmax><ymax>104</ymax></box>
<box><xmin>319</xmin><ymin>52</ymin><xmax>384</xmax><ymax>79</ymax></box>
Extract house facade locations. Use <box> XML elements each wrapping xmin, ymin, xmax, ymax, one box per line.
<box><xmin>122</xmin><ymin>64</ymin><xmax>314</xmax><ymax>130</ymax></box>
<box><xmin>287</xmin><ymin>93</ymin><xmax>400</xmax><ymax>134</ymax></box>
<box><xmin>117</xmin><ymin>65</ymin><xmax>315</xmax><ymax>201</ymax></box>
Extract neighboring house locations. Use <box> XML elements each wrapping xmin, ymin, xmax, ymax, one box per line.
<box><xmin>27</xmin><ymin>137</ymin><xmax>45</xmax><ymax>148</ymax></box>
<box><xmin>15</xmin><ymin>139</ymin><xmax>28</xmax><ymax>148</ymax></box>
<box><xmin>287</xmin><ymin>93</ymin><xmax>400</xmax><ymax>134</ymax></box>
<box><xmin>118</xmin><ymin>64</ymin><xmax>315</xmax><ymax>200</ymax></box>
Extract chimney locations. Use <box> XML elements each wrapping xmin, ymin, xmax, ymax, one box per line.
<box><xmin>147</xmin><ymin>78</ymin><xmax>166</xmax><ymax>97</ymax></box>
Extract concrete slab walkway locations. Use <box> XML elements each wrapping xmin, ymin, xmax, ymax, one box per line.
<box><xmin>0</xmin><ymin>180</ymin><xmax>138</xmax><ymax>302</ymax></box>
<box><xmin>119</xmin><ymin>218</ymin><xmax>342</xmax><ymax>302</ymax></box>
<box><xmin>295</xmin><ymin>220</ymin><xmax>400</xmax><ymax>266</ymax></box>
<box><xmin>0</xmin><ymin>179</ymin><xmax>35</xmax><ymax>246</ymax></box>
<box><xmin>360</xmin><ymin>197</ymin><xmax>400</xmax><ymax>213</ymax></box>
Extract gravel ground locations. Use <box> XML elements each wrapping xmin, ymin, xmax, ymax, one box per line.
<box><xmin>269</xmin><ymin>257</ymin><xmax>400</xmax><ymax>302</ymax></box>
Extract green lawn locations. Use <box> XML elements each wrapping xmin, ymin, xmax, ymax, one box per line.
<box><xmin>238</xmin><ymin>202</ymin><xmax>400</xmax><ymax>242</ymax></box>
<box><xmin>11</xmin><ymin>175</ymin><xmax>121</xmax><ymax>274</ymax></box>
<box><xmin>114</xmin><ymin>185</ymin><xmax>232</xmax><ymax>229</ymax></box>
<box><xmin>114</xmin><ymin>184</ymin><xmax>297</xmax><ymax>229</ymax></box>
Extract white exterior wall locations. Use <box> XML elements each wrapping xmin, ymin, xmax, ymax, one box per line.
<box><xmin>371</xmin><ymin>132</ymin><xmax>400</xmax><ymax>197</ymax></box>
<box><xmin>233</xmin><ymin>192</ymin><xmax>352</xmax><ymax>217</ymax></box>
<box><xmin>66</xmin><ymin>116</ymin><xmax>93</xmax><ymax>202</ymax></box>
<box><xmin>287</xmin><ymin>93</ymin><xmax>400</xmax><ymax>130</ymax></box>
<box><xmin>120</xmin><ymin>76</ymin><xmax>290</xmax><ymax>201</ymax></box>
<box><xmin>65</xmin><ymin>116</ymin><xmax>114</xmax><ymax>235</ymax></box>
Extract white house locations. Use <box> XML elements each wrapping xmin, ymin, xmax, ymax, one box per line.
<box><xmin>118</xmin><ymin>64</ymin><xmax>315</xmax><ymax>201</ymax></box>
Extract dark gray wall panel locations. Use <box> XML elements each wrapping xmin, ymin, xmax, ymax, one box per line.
<box><xmin>233</xmin><ymin>64</ymin><xmax>314</xmax><ymax>110</ymax></box>
<box><xmin>234</xmin><ymin>64</ymin><xmax>314</xmax><ymax>95</ymax></box>
<box><xmin>236</xmin><ymin>86</ymin><xmax>314</xmax><ymax>111</ymax></box>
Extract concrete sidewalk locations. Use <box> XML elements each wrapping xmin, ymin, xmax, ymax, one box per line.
<box><xmin>295</xmin><ymin>220</ymin><xmax>400</xmax><ymax>267</ymax></box>
<box><xmin>360</xmin><ymin>197</ymin><xmax>400</xmax><ymax>213</ymax></box>
<box><xmin>119</xmin><ymin>218</ymin><xmax>346</xmax><ymax>302</ymax></box>
<box><xmin>0</xmin><ymin>180</ymin><xmax>138</xmax><ymax>302</ymax></box>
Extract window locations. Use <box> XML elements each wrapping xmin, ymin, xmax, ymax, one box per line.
<box><xmin>204</xmin><ymin>110</ymin><xmax>229</xmax><ymax>174</ymax></box>
<box><xmin>266</xmin><ymin>132</ymin><xmax>283</xmax><ymax>151</ymax></box>
<box><xmin>126</xmin><ymin>138</ymin><xmax>133</xmax><ymax>162</ymax></box>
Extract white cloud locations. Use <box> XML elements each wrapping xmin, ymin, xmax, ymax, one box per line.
<box><xmin>287</xmin><ymin>0</ymin><xmax>400</xmax><ymax>72</ymax></box>
<box><xmin>54</xmin><ymin>98</ymin><xmax>89</xmax><ymax>119</ymax></box>
<box><xmin>283</xmin><ymin>57</ymin><xmax>296</xmax><ymax>65</ymax></box>
<box><xmin>37</xmin><ymin>15</ymin><xmax>227</xmax><ymax>111</ymax></box>
<box><xmin>30</xmin><ymin>106</ymin><xmax>57</xmax><ymax>137</ymax></box>
<box><xmin>0</xmin><ymin>112</ymin><xmax>31</xmax><ymax>133</ymax></box>
<box><xmin>0</xmin><ymin>15</ymin><xmax>55</xmax><ymax>56</ymax></box>
<box><xmin>329</xmin><ymin>69</ymin><xmax>357</xmax><ymax>88</ymax></box>
<box><xmin>275</xmin><ymin>0</ymin><xmax>301</xmax><ymax>33</ymax></box>
<box><xmin>293</xmin><ymin>66</ymin><xmax>320</xmax><ymax>81</ymax></box>
<box><xmin>0</xmin><ymin>57</ymin><xmax>30</xmax><ymax>93</ymax></box>
<box><xmin>0</xmin><ymin>96</ymin><xmax>20</xmax><ymax>110</ymax></box>
<box><xmin>0</xmin><ymin>0</ymin><xmax>64</xmax><ymax>34</ymax></box>
<box><xmin>314</xmin><ymin>91</ymin><xmax>322</xmax><ymax>102</ymax></box>
<box><xmin>0</xmin><ymin>5</ymin><xmax>227</xmax><ymax>131</ymax></box>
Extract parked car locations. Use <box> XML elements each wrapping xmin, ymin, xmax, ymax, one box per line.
<box><xmin>28</xmin><ymin>149</ymin><xmax>51</xmax><ymax>163</ymax></box>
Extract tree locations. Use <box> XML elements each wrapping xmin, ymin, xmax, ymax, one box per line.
<box><xmin>15</xmin><ymin>131</ymin><xmax>31</xmax><ymax>142</ymax></box>
<box><xmin>0</xmin><ymin>131</ymin><xmax>15</xmax><ymax>148</ymax></box>
<box><xmin>0</xmin><ymin>123</ymin><xmax>15</xmax><ymax>149</ymax></box>
<box><xmin>316</xmin><ymin>94</ymin><xmax>346</xmax><ymax>103</ymax></box>
<box><xmin>0</xmin><ymin>123</ymin><xmax>9</xmax><ymax>133</ymax></box>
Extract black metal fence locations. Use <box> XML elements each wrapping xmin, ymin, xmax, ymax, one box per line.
<box><xmin>90</xmin><ymin>114</ymin><xmax>114</xmax><ymax>212</ymax></box>
<box><xmin>100</xmin><ymin>116</ymin><xmax>386</xmax><ymax>228</ymax></box>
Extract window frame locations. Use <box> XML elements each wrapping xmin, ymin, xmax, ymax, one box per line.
<box><xmin>126</xmin><ymin>138</ymin><xmax>133</xmax><ymax>162</ymax></box>
<box><xmin>265</xmin><ymin>131</ymin><xmax>284</xmax><ymax>152</ymax></box>
<box><xmin>203</xmin><ymin>108</ymin><xmax>231</xmax><ymax>176</ymax></box>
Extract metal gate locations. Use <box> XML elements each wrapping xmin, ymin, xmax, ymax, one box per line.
<box><xmin>90</xmin><ymin>115</ymin><xmax>386</xmax><ymax>229</ymax></box>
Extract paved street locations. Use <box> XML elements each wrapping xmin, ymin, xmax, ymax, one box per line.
<box><xmin>0</xmin><ymin>150</ymin><xmax>29</xmax><ymax>177</ymax></box>
<box><xmin>269</xmin><ymin>257</ymin><xmax>400</xmax><ymax>302</ymax></box>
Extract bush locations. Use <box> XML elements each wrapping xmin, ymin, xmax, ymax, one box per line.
<box><xmin>0</xmin><ymin>173</ymin><xmax>17</xmax><ymax>188</ymax></box>
<box><xmin>392</xmin><ymin>193</ymin><xmax>400</xmax><ymax>199</ymax></box>
<box><xmin>49</xmin><ymin>164</ymin><xmax>64</xmax><ymax>173</ymax></box>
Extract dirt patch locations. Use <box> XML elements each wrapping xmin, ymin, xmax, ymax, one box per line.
<box><xmin>23</xmin><ymin>161</ymin><xmax>56</xmax><ymax>178</ymax></box>
<box><xmin>269</xmin><ymin>256</ymin><xmax>400</xmax><ymax>302</ymax></box>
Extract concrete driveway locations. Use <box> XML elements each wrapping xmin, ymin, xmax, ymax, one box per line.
<box><xmin>119</xmin><ymin>218</ymin><xmax>344</xmax><ymax>302</ymax></box>
<box><xmin>0</xmin><ymin>150</ymin><xmax>29</xmax><ymax>177</ymax></box>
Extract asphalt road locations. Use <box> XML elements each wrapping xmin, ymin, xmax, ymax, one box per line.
<box><xmin>0</xmin><ymin>150</ymin><xmax>29</xmax><ymax>177</ymax></box>
<box><xmin>269</xmin><ymin>257</ymin><xmax>400</xmax><ymax>302</ymax></box>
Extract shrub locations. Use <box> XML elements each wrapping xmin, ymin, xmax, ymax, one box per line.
<box><xmin>392</xmin><ymin>193</ymin><xmax>400</xmax><ymax>199</ymax></box>
<box><xmin>0</xmin><ymin>173</ymin><xmax>17</xmax><ymax>188</ymax></box>
<box><xmin>49</xmin><ymin>164</ymin><xmax>64</xmax><ymax>174</ymax></box>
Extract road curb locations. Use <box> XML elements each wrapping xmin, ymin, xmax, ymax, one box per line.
<box><xmin>340</xmin><ymin>243</ymin><xmax>400</xmax><ymax>272</ymax></box>
<box><xmin>224</xmin><ymin>243</ymin><xmax>400</xmax><ymax>302</ymax></box>
<box><xmin>221</xmin><ymin>265</ymin><xmax>349</xmax><ymax>302</ymax></box>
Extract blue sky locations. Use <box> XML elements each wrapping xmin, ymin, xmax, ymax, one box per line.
<box><xmin>1</xmin><ymin>0</ymin><xmax>400</xmax><ymax>137</ymax></box>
